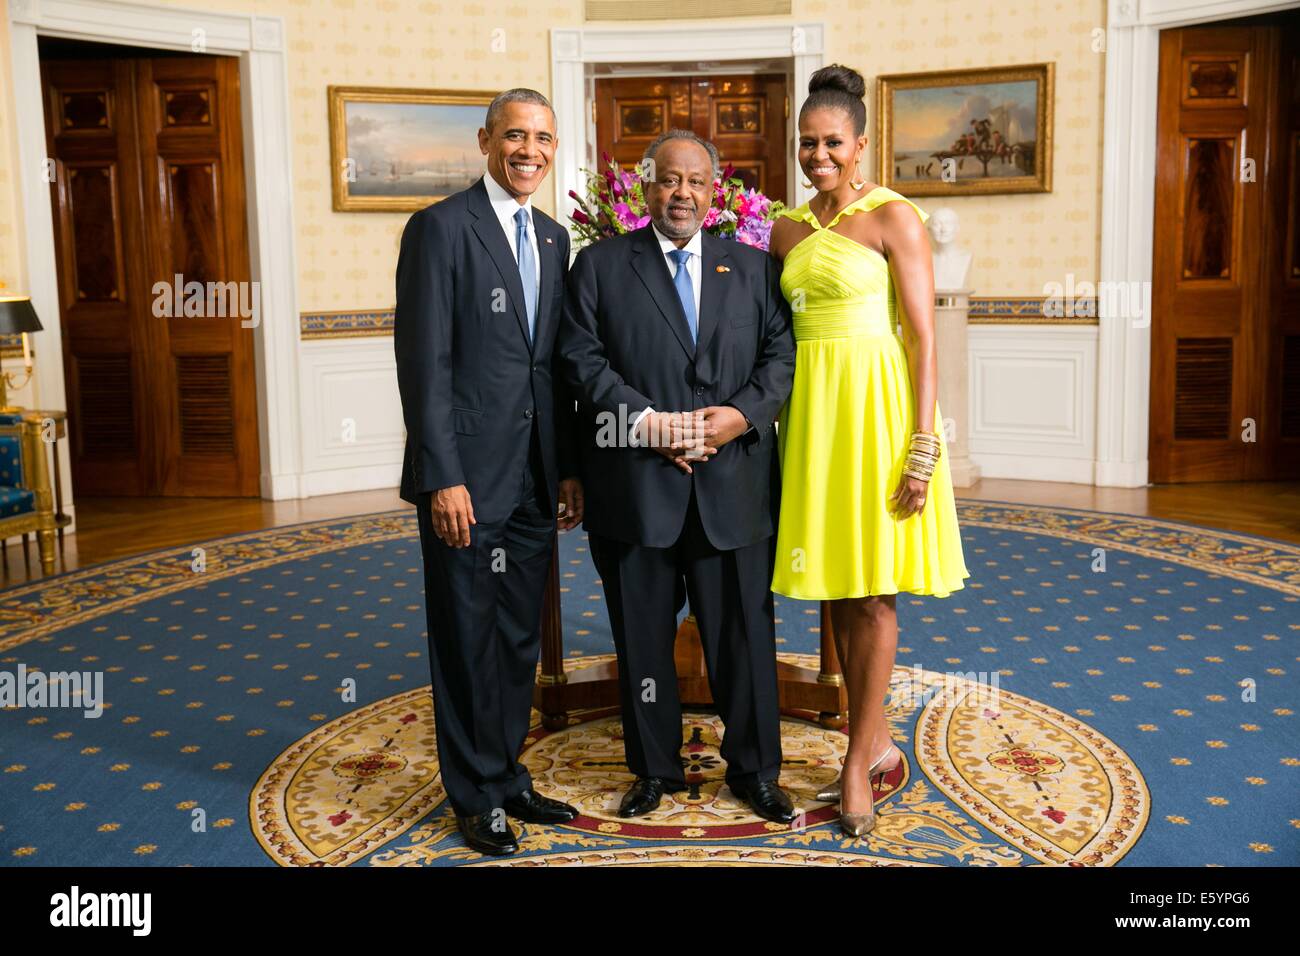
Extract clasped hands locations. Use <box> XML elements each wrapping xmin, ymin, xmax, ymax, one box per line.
<box><xmin>636</xmin><ymin>406</ymin><xmax>750</xmax><ymax>474</ymax></box>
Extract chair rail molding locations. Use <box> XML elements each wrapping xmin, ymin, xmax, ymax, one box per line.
<box><xmin>1096</xmin><ymin>0</ymin><xmax>1298</xmax><ymax>487</ymax></box>
<box><xmin>7</xmin><ymin>0</ymin><xmax>305</xmax><ymax>500</ymax></box>
<box><xmin>550</xmin><ymin>22</ymin><xmax>825</xmax><ymax>219</ymax></box>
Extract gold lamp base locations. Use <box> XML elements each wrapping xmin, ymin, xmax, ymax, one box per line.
<box><xmin>0</xmin><ymin>363</ymin><xmax>32</xmax><ymax>414</ymax></box>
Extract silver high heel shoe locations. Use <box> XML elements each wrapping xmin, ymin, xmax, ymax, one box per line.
<box><xmin>836</xmin><ymin>743</ymin><xmax>903</xmax><ymax>837</ymax></box>
<box><xmin>815</xmin><ymin>778</ymin><xmax>843</xmax><ymax>802</ymax></box>
<box><xmin>816</xmin><ymin>742</ymin><xmax>902</xmax><ymax>802</ymax></box>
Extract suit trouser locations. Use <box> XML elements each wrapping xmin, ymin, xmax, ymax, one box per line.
<box><xmin>415</xmin><ymin>427</ymin><xmax>553</xmax><ymax>816</ymax></box>
<box><xmin>588</xmin><ymin>487</ymin><xmax>783</xmax><ymax>790</ymax></box>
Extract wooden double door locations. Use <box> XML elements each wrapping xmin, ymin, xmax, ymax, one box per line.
<box><xmin>1150</xmin><ymin>13</ymin><xmax>1300</xmax><ymax>482</ymax></box>
<box><xmin>595</xmin><ymin>73</ymin><xmax>788</xmax><ymax>204</ymax></box>
<box><xmin>41</xmin><ymin>45</ymin><xmax>260</xmax><ymax>497</ymax></box>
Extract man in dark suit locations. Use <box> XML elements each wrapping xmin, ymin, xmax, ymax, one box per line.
<box><xmin>559</xmin><ymin>129</ymin><xmax>797</xmax><ymax>822</ymax></box>
<box><xmin>394</xmin><ymin>89</ymin><xmax>583</xmax><ymax>857</ymax></box>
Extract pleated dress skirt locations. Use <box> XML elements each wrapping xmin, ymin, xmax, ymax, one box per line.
<box><xmin>770</xmin><ymin>314</ymin><xmax>971</xmax><ymax>601</ymax></box>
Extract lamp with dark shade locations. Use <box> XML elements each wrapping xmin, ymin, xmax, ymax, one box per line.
<box><xmin>0</xmin><ymin>295</ymin><xmax>44</xmax><ymax>413</ymax></box>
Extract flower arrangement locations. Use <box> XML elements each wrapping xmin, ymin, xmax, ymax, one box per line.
<box><xmin>568</xmin><ymin>152</ymin><xmax>785</xmax><ymax>252</ymax></box>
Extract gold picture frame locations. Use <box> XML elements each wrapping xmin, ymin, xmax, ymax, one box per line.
<box><xmin>328</xmin><ymin>86</ymin><xmax>495</xmax><ymax>212</ymax></box>
<box><xmin>876</xmin><ymin>62</ymin><xmax>1054</xmax><ymax>196</ymax></box>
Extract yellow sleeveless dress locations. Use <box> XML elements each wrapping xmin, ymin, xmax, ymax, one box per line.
<box><xmin>770</xmin><ymin>187</ymin><xmax>970</xmax><ymax>600</ymax></box>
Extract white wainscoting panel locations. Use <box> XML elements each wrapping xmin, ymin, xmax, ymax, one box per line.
<box><xmin>967</xmin><ymin>324</ymin><xmax>1098</xmax><ymax>484</ymax></box>
<box><xmin>298</xmin><ymin>338</ymin><xmax>405</xmax><ymax>497</ymax></box>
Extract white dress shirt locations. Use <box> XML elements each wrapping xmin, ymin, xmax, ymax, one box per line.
<box><xmin>630</xmin><ymin>226</ymin><xmax>701</xmax><ymax>442</ymax></box>
<box><xmin>482</xmin><ymin>171</ymin><xmax>540</xmax><ymax>284</ymax></box>
<box><xmin>630</xmin><ymin>225</ymin><xmax>750</xmax><ymax>444</ymax></box>
<box><xmin>651</xmin><ymin>222</ymin><xmax>702</xmax><ymax>318</ymax></box>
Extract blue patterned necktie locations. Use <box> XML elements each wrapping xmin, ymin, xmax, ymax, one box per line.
<box><xmin>514</xmin><ymin>207</ymin><xmax>537</xmax><ymax>343</ymax></box>
<box><xmin>667</xmin><ymin>248</ymin><xmax>697</xmax><ymax>343</ymax></box>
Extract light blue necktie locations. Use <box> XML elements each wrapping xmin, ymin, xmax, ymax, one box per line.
<box><xmin>514</xmin><ymin>207</ymin><xmax>537</xmax><ymax>343</ymax></box>
<box><xmin>667</xmin><ymin>248</ymin><xmax>697</xmax><ymax>343</ymax></box>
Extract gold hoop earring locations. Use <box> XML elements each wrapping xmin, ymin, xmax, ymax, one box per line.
<box><xmin>850</xmin><ymin>163</ymin><xmax>867</xmax><ymax>190</ymax></box>
<box><xmin>801</xmin><ymin>178</ymin><xmax>813</xmax><ymax>189</ymax></box>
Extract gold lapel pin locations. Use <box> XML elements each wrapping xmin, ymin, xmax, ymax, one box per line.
<box><xmin>716</xmin><ymin>265</ymin><xmax>730</xmax><ymax>273</ymax></box>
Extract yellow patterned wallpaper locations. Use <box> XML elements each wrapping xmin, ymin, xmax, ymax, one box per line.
<box><xmin>0</xmin><ymin>0</ymin><xmax>1106</xmax><ymax>316</ymax></box>
<box><xmin>821</xmin><ymin>0</ymin><xmax>1107</xmax><ymax>298</ymax></box>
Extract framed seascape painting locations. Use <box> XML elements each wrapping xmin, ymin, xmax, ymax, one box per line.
<box><xmin>328</xmin><ymin>86</ymin><xmax>493</xmax><ymax>212</ymax></box>
<box><xmin>876</xmin><ymin>63</ymin><xmax>1054</xmax><ymax>196</ymax></box>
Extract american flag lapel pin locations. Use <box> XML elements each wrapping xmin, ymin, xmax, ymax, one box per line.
<box><xmin>545</xmin><ymin>237</ymin><xmax>554</xmax><ymax>244</ymax></box>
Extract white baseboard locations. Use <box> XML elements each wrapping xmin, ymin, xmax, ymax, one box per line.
<box><xmin>969</xmin><ymin>451</ymin><xmax>1096</xmax><ymax>485</ymax></box>
<box><xmin>261</xmin><ymin>471</ymin><xmax>306</xmax><ymax>500</ymax></box>
<box><xmin>298</xmin><ymin>462</ymin><xmax>403</xmax><ymax>499</ymax></box>
<box><xmin>1093</xmin><ymin>457</ymin><xmax>1149</xmax><ymax>488</ymax></box>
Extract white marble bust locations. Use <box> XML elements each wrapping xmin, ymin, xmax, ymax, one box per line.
<box><xmin>927</xmin><ymin>206</ymin><xmax>972</xmax><ymax>292</ymax></box>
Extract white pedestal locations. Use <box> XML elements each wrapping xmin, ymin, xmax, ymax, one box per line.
<box><xmin>934</xmin><ymin>289</ymin><xmax>980</xmax><ymax>488</ymax></box>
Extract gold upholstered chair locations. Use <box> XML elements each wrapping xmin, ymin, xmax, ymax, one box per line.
<box><xmin>0</xmin><ymin>411</ymin><xmax>59</xmax><ymax>577</ymax></box>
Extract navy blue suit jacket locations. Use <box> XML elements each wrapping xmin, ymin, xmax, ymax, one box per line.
<box><xmin>394</xmin><ymin>176</ymin><xmax>578</xmax><ymax>521</ymax></box>
<box><xmin>558</xmin><ymin>225</ymin><xmax>795</xmax><ymax>550</ymax></box>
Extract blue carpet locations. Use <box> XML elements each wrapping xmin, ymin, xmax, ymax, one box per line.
<box><xmin>0</xmin><ymin>501</ymin><xmax>1296</xmax><ymax>866</ymax></box>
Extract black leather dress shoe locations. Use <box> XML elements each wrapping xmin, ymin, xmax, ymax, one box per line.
<box><xmin>455</xmin><ymin>811</ymin><xmax>518</xmax><ymax>856</ymax></box>
<box><xmin>731</xmin><ymin>779</ymin><xmax>796</xmax><ymax>823</ymax></box>
<box><xmin>503</xmin><ymin>788</ymin><xmax>579</xmax><ymax>824</ymax></box>
<box><xmin>618</xmin><ymin>777</ymin><xmax>687</xmax><ymax>818</ymax></box>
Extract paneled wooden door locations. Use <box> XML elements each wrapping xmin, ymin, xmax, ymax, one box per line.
<box><xmin>41</xmin><ymin>50</ymin><xmax>260</xmax><ymax>497</ymax></box>
<box><xmin>594</xmin><ymin>74</ymin><xmax>788</xmax><ymax>204</ymax></box>
<box><xmin>1149</xmin><ymin>15</ymin><xmax>1300</xmax><ymax>482</ymax></box>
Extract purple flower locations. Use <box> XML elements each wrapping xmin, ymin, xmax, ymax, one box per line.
<box><xmin>612</xmin><ymin>202</ymin><xmax>643</xmax><ymax>231</ymax></box>
<box><xmin>733</xmin><ymin>216</ymin><xmax>774</xmax><ymax>250</ymax></box>
<box><xmin>571</xmin><ymin>154</ymin><xmax>777</xmax><ymax>249</ymax></box>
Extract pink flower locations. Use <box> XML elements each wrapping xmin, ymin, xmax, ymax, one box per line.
<box><xmin>570</xmin><ymin>154</ymin><xmax>778</xmax><ymax>250</ymax></box>
<box><xmin>612</xmin><ymin>202</ymin><xmax>642</xmax><ymax>230</ymax></box>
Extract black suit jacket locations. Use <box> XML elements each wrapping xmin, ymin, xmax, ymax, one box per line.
<box><xmin>558</xmin><ymin>225</ymin><xmax>795</xmax><ymax>550</ymax></box>
<box><xmin>394</xmin><ymin>176</ymin><xmax>577</xmax><ymax>521</ymax></box>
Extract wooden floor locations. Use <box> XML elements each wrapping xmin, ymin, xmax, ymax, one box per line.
<box><xmin>3</xmin><ymin>477</ymin><xmax>1299</xmax><ymax>587</ymax></box>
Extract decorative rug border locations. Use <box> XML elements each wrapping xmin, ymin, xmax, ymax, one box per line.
<box><xmin>2</xmin><ymin>501</ymin><xmax>1297</xmax><ymax>652</ymax></box>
